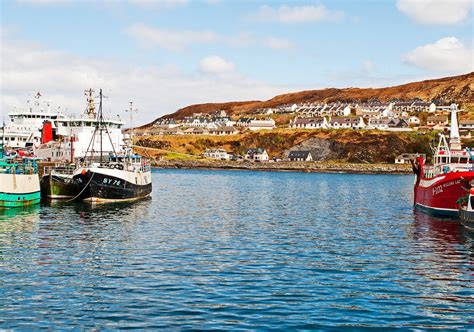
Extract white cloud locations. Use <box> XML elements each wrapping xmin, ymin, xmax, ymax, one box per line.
<box><xmin>362</xmin><ymin>60</ymin><xmax>376</xmax><ymax>74</ymax></box>
<box><xmin>128</xmin><ymin>0</ymin><xmax>188</xmax><ymax>8</ymax></box>
<box><xmin>264</xmin><ymin>37</ymin><xmax>295</xmax><ymax>50</ymax></box>
<box><xmin>125</xmin><ymin>24</ymin><xmax>296</xmax><ymax>52</ymax></box>
<box><xmin>396</xmin><ymin>0</ymin><xmax>472</xmax><ymax>25</ymax></box>
<box><xmin>403</xmin><ymin>37</ymin><xmax>473</xmax><ymax>74</ymax></box>
<box><xmin>0</xmin><ymin>38</ymin><xmax>291</xmax><ymax>123</ymax></box>
<box><xmin>125</xmin><ymin>23</ymin><xmax>218</xmax><ymax>51</ymax></box>
<box><xmin>199</xmin><ymin>56</ymin><xmax>235</xmax><ymax>75</ymax></box>
<box><xmin>250</xmin><ymin>5</ymin><xmax>344</xmax><ymax>23</ymax></box>
<box><xmin>227</xmin><ymin>32</ymin><xmax>256</xmax><ymax>48</ymax></box>
<box><xmin>15</xmin><ymin>0</ymin><xmax>72</xmax><ymax>5</ymax></box>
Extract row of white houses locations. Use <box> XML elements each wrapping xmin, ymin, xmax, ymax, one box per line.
<box><xmin>252</xmin><ymin>100</ymin><xmax>447</xmax><ymax>117</ymax></box>
<box><xmin>289</xmin><ymin>116</ymin><xmax>411</xmax><ymax>131</ymax></box>
<box><xmin>203</xmin><ymin>148</ymin><xmax>269</xmax><ymax>161</ymax></box>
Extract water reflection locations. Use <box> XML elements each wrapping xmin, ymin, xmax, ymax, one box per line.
<box><xmin>1</xmin><ymin>170</ymin><xmax>473</xmax><ymax>329</ymax></box>
<box><xmin>412</xmin><ymin>210</ymin><xmax>474</xmax><ymax>249</ymax></box>
<box><xmin>0</xmin><ymin>205</ymin><xmax>40</xmax><ymax>240</ymax></box>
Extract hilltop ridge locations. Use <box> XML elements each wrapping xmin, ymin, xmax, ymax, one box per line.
<box><xmin>148</xmin><ymin>72</ymin><xmax>473</xmax><ymax>125</ymax></box>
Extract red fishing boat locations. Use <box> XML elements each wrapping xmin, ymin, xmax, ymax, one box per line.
<box><xmin>412</xmin><ymin>105</ymin><xmax>474</xmax><ymax>216</ymax></box>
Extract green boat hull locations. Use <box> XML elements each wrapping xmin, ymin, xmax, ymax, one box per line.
<box><xmin>0</xmin><ymin>191</ymin><xmax>41</xmax><ymax>208</ymax></box>
<box><xmin>40</xmin><ymin>174</ymin><xmax>78</xmax><ymax>199</ymax></box>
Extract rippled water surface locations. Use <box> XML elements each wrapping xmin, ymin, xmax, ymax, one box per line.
<box><xmin>1</xmin><ymin>169</ymin><xmax>473</xmax><ymax>329</ymax></box>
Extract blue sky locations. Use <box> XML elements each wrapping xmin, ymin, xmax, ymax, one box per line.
<box><xmin>1</xmin><ymin>0</ymin><xmax>472</xmax><ymax>123</ymax></box>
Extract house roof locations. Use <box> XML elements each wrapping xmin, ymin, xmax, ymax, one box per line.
<box><xmin>294</xmin><ymin>117</ymin><xmax>325</xmax><ymax>125</ymax></box>
<box><xmin>460</xmin><ymin>119</ymin><xmax>474</xmax><ymax>125</ymax></box>
<box><xmin>288</xmin><ymin>150</ymin><xmax>312</xmax><ymax>159</ymax></box>
<box><xmin>204</xmin><ymin>148</ymin><xmax>227</xmax><ymax>153</ymax></box>
<box><xmin>396</xmin><ymin>153</ymin><xmax>426</xmax><ymax>159</ymax></box>
<box><xmin>427</xmin><ymin>116</ymin><xmax>448</xmax><ymax>122</ymax></box>
<box><xmin>209</xmin><ymin>126</ymin><xmax>237</xmax><ymax>132</ymax></box>
<box><xmin>330</xmin><ymin>117</ymin><xmax>361</xmax><ymax>124</ymax></box>
<box><xmin>246</xmin><ymin>148</ymin><xmax>266</xmax><ymax>154</ymax></box>
<box><xmin>388</xmin><ymin>118</ymin><xmax>408</xmax><ymax>127</ymax></box>
<box><xmin>369</xmin><ymin>118</ymin><xmax>390</xmax><ymax>125</ymax></box>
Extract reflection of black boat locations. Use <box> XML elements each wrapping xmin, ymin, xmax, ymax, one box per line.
<box><xmin>458</xmin><ymin>188</ymin><xmax>474</xmax><ymax>231</ymax></box>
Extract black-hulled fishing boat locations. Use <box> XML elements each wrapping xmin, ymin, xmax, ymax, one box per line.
<box><xmin>72</xmin><ymin>90</ymin><xmax>152</xmax><ymax>203</ymax></box>
<box><xmin>458</xmin><ymin>187</ymin><xmax>474</xmax><ymax>231</ymax></box>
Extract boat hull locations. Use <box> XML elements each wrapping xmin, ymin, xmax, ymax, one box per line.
<box><xmin>414</xmin><ymin>171</ymin><xmax>474</xmax><ymax>216</ymax></box>
<box><xmin>459</xmin><ymin>208</ymin><xmax>474</xmax><ymax>230</ymax></box>
<box><xmin>40</xmin><ymin>174</ymin><xmax>78</xmax><ymax>199</ymax></box>
<box><xmin>73</xmin><ymin>167</ymin><xmax>152</xmax><ymax>203</ymax></box>
<box><xmin>0</xmin><ymin>173</ymin><xmax>41</xmax><ymax>208</ymax></box>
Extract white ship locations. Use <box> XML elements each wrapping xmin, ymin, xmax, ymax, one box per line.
<box><xmin>34</xmin><ymin>89</ymin><xmax>124</xmax><ymax>162</ymax></box>
<box><xmin>0</xmin><ymin>92</ymin><xmax>64</xmax><ymax>149</ymax></box>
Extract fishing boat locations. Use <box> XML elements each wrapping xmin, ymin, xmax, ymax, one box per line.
<box><xmin>0</xmin><ymin>126</ymin><xmax>41</xmax><ymax>208</ymax></box>
<box><xmin>412</xmin><ymin>105</ymin><xmax>474</xmax><ymax>216</ymax></box>
<box><xmin>40</xmin><ymin>164</ymin><xmax>78</xmax><ymax>199</ymax></box>
<box><xmin>71</xmin><ymin>90</ymin><xmax>152</xmax><ymax>203</ymax></box>
<box><xmin>0</xmin><ymin>155</ymin><xmax>41</xmax><ymax>208</ymax></box>
<box><xmin>38</xmin><ymin>89</ymin><xmax>124</xmax><ymax>200</ymax></box>
<box><xmin>458</xmin><ymin>187</ymin><xmax>474</xmax><ymax>231</ymax></box>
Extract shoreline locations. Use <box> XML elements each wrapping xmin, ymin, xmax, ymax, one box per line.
<box><xmin>152</xmin><ymin>160</ymin><xmax>413</xmax><ymax>175</ymax></box>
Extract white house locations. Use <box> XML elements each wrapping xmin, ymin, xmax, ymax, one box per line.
<box><xmin>329</xmin><ymin>117</ymin><xmax>365</xmax><ymax>129</ymax></box>
<box><xmin>288</xmin><ymin>150</ymin><xmax>313</xmax><ymax>161</ymax></box>
<box><xmin>460</xmin><ymin>119</ymin><xmax>474</xmax><ymax>130</ymax></box>
<box><xmin>368</xmin><ymin>118</ymin><xmax>389</xmax><ymax>130</ymax></box>
<box><xmin>290</xmin><ymin>117</ymin><xmax>328</xmax><ymax>129</ymax></box>
<box><xmin>245</xmin><ymin>148</ymin><xmax>269</xmax><ymax>161</ymax></box>
<box><xmin>427</xmin><ymin>116</ymin><xmax>449</xmax><ymax>128</ymax></box>
<box><xmin>248</xmin><ymin>118</ymin><xmax>276</xmax><ymax>131</ymax></box>
<box><xmin>342</xmin><ymin>105</ymin><xmax>352</xmax><ymax>116</ymax></box>
<box><xmin>208</xmin><ymin>126</ymin><xmax>239</xmax><ymax>135</ymax></box>
<box><xmin>183</xmin><ymin>127</ymin><xmax>209</xmax><ymax>135</ymax></box>
<box><xmin>395</xmin><ymin>153</ymin><xmax>426</xmax><ymax>164</ymax></box>
<box><xmin>153</xmin><ymin>118</ymin><xmax>178</xmax><ymax>129</ymax></box>
<box><xmin>203</xmin><ymin>148</ymin><xmax>229</xmax><ymax>160</ymax></box>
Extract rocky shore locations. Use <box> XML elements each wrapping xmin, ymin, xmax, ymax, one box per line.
<box><xmin>152</xmin><ymin>160</ymin><xmax>413</xmax><ymax>174</ymax></box>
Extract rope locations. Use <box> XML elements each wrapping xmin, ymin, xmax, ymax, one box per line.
<box><xmin>66</xmin><ymin>171</ymin><xmax>95</xmax><ymax>202</ymax></box>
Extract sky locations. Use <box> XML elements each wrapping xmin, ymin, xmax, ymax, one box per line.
<box><xmin>0</xmin><ymin>0</ymin><xmax>473</xmax><ymax>125</ymax></box>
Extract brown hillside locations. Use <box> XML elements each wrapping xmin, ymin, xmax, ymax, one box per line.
<box><xmin>135</xmin><ymin>129</ymin><xmax>443</xmax><ymax>163</ymax></box>
<box><xmin>149</xmin><ymin>72</ymin><xmax>473</xmax><ymax>125</ymax></box>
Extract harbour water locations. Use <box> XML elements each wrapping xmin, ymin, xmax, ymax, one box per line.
<box><xmin>1</xmin><ymin>169</ymin><xmax>473</xmax><ymax>329</ymax></box>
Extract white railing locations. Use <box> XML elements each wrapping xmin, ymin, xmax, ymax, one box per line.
<box><xmin>43</xmin><ymin>165</ymin><xmax>76</xmax><ymax>175</ymax></box>
<box><xmin>423</xmin><ymin>162</ymin><xmax>474</xmax><ymax>178</ymax></box>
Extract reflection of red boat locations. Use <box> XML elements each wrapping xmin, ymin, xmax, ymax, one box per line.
<box><xmin>413</xmin><ymin>105</ymin><xmax>474</xmax><ymax>217</ymax></box>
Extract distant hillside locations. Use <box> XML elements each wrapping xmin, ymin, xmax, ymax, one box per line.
<box><xmin>135</xmin><ymin>129</ymin><xmax>440</xmax><ymax>163</ymax></box>
<box><xmin>147</xmin><ymin>72</ymin><xmax>473</xmax><ymax>125</ymax></box>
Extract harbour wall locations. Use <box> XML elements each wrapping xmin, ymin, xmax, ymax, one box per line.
<box><xmin>152</xmin><ymin>160</ymin><xmax>413</xmax><ymax>174</ymax></box>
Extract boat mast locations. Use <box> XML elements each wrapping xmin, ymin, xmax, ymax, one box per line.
<box><xmin>99</xmin><ymin>89</ymin><xmax>104</xmax><ymax>163</ymax></box>
<box><xmin>1</xmin><ymin>121</ymin><xmax>4</xmax><ymax>158</ymax></box>
<box><xmin>83</xmin><ymin>88</ymin><xmax>118</xmax><ymax>164</ymax></box>
<box><xmin>126</xmin><ymin>101</ymin><xmax>138</xmax><ymax>153</ymax></box>
<box><xmin>449</xmin><ymin>104</ymin><xmax>461</xmax><ymax>151</ymax></box>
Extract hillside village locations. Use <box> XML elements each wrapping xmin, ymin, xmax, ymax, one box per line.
<box><xmin>133</xmin><ymin>99</ymin><xmax>473</xmax><ymax>164</ymax></box>
<box><xmin>137</xmin><ymin>100</ymin><xmax>471</xmax><ymax>135</ymax></box>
